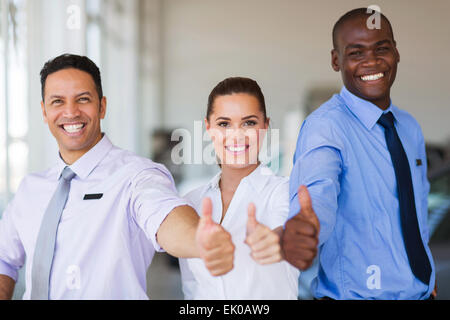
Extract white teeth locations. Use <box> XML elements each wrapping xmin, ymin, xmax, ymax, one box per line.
<box><xmin>361</xmin><ymin>73</ymin><xmax>384</xmax><ymax>81</ymax></box>
<box><xmin>227</xmin><ymin>146</ymin><xmax>246</xmax><ymax>152</ymax></box>
<box><xmin>63</xmin><ymin>124</ymin><xmax>84</xmax><ymax>133</ymax></box>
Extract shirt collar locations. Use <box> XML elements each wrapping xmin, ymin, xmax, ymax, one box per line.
<box><xmin>339</xmin><ymin>86</ymin><xmax>395</xmax><ymax>130</ymax></box>
<box><xmin>56</xmin><ymin>134</ymin><xmax>114</xmax><ymax>180</ymax></box>
<box><xmin>207</xmin><ymin>164</ymin><xmax>275</xmax><ymax>194</ymax></box>
<box><xmin>383</xmin><ymin>104</ymin><xmax>401</xmax><ymax>124</ymax></box>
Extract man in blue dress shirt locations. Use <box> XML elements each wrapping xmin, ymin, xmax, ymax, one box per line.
<box><xmin>284</xmin><ymin>8</ymin><xmax>436</xmax><ymax>299</ymax></box>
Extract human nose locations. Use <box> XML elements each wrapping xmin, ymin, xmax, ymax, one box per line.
<box><xmin>227</xmin><ymin>127</ymin><xmax>246</xmax><ymax>144</ymax></box>
<box><xmin>63</xmin><ymin>100</ymin><xmax>82</xmax><ymax>118</ymax></box>
<box><xmin>361</xmin><ymin>50</ymin><xmax>381</xmax><ymax>68</ymax></box>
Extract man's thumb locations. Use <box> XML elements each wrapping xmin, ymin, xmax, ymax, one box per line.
<box><xmin>297</xmin><ymin>186</ymin><xmax>316</xmax><ymax>222</ymax></box>
<box><xmin>246</xmin><ymin>203</ymin><xmax>258</xmax><ymax>235</ymax></box>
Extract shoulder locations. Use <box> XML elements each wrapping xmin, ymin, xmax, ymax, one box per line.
<box><xmin>296</xmin><ymin>98</ymin><xmax>348</xmax><ymax>153</ymax></box>
<box><xmin>299</xmin><ymin>94</ymin><xmax>349</xmax><ymax>142</ymax></box>
<box><xmin>306</xmin><ymin>94</ymin><xmax>349</xmax><ymax>125</ymax></box>
<box><xmin>267</xmin><ymin>175</ymin><xmax>289</xmax><ymax>200</ymax></box>
<box><xmin>104</xmin><ymin>146</ymin><xmax>174</xmax><ymax>181</ymax></box>
<box><xmin>182</xmin><ymin>184</ymin><xmax>209</xmax><ymax>214</ymax></box>
<box><xmin>393</xmin><ymin>106</ymin><xmax>423</xmax><ymax>134</ymax></box>
<box><xmin>16</xmin><ymin>166</ymin><xmax>55</xmax><ymax>193</ymax></box>
<box><xmin>254</xmin><ymin>167</ymin><xmax>289</xmax><ymax>198</ymax></box>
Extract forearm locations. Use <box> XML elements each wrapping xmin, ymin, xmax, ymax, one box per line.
<box><xmin>0</xmin><ymin>275</ymin><xmax>15</xmax><ymax>300</ymax></box>
<box><xmin>156</xmin><ymin>205</ymin><xmax>200</xmax><ymax>258</ymax></box>
<box><xmin>290</xmin><ymin>147</ymin><xmax>341</xmax><ymax>245</ymax></box>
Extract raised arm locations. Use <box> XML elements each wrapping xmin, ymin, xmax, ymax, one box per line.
<box><xmin>157</xmin><ymin>199</ymin><xmax>235</xmax><ymax>276</ymax></box>
<box><xmin>130</xmin><ymin>167</ymin><xmax>234</xmax><ymax>276</ymax></box>
<box><xmin>283</xmin><ymin>117</ymin><xmax>343</xmax><ymax>269</ymax></box>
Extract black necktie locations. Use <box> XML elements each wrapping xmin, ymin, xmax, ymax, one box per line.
<box><xmin>378</xmin><ymin>112</ymin><xmax>431</xmax><ymax>285</ymax></box>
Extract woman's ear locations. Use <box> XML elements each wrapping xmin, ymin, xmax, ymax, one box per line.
<box><xmin>265</xmin><ymin>117</ymin><xmax>270</xmax><ymax>130</ymax></box>
<box><xmin>204</xmin><ymin>118</ymin><xmax>214</xmax><ymax>142</ymax></box>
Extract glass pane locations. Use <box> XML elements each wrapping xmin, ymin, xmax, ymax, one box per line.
<box><xmin>8</xmin><ymin>140</ymin><xmax>28</xmax><ymax>193</ymax></box>
<box><xmin>0</xmin><ymin>0</ymin><xmax>7</xmax><ymax>213</ymax></box>
<box><xmin>7</xmin><ymin>0</ymin><xmax>28</xmax><ymax>139</ymax></box>
<box><xmin>86</xmin><ymin>0</ymin><xmax>102</xmax><ymax>68</ymax></box>
<box><xmin>429</xmin><ymin>170</ymin><xmax>450</xmax><ymax>243</ymax></box>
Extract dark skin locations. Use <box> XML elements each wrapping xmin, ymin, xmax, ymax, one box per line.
<box><xmin>331</xmin><ymin>15</ymin><xmax>400</xmax><ymax>110</ymax></box>
<box><xmin>331</xmin><ymin>14</ymin><xmax>437</xmax><ymax>298</ymax></box>
<box><xmin>0</xmin><ymin>275</ymin><xmax>15</xmax><ymax>300</ymax></box>
<box><xmin>282</xmin><ymin>186</ymin><xmax>320</xmax><ymax>270</ymax></box>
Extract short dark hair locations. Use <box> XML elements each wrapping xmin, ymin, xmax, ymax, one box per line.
<box><xmin>40</xmin><ymin>54</ymin><xmax>103</xmax><ymax>101</ymax></box>
<box><xmin>207</xmin><ymin>77</ymin><xmax>267</xmax><ymax>121</ymax></box>
<box><xmin>332</xmin><ymin>8</ymin><xmax>395</xmax><ymax>50</ymax></box>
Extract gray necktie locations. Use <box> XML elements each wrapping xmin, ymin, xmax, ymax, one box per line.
<box><xmin>31</xmin><ymin>167</ymin><xmax>76</xmax><ymax>300</ymax></box>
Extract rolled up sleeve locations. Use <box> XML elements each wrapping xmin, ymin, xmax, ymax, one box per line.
<box><xmin>0</xmin><ymin>201</ymin><xmax>26</xmax><ymax>282</ymax></box>
<box><xmin>129</xmin><ymin>164</ymin><xmax>189</xmax><ymax>252</ymax></box>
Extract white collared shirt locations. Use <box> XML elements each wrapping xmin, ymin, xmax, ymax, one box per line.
<box><xmin>0</xmin><ymin>135</ymin><xmax>188</xmax><ymax>299</ymax></box>
<box><xmin>179</xmin><ymin>165</ymin><xmax>300</xmax><ymax>300</ymax></box>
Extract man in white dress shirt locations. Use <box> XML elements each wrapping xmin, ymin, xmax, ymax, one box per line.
<box><xmin>0</xmin><ymin>54</ymin><xmax>234</xmax><ymax>300</ymax></box>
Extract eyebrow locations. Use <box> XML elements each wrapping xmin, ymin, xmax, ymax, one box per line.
<box><xmin>49</xmin><ymin>95</ymin><xmax>65</xmax><ymax>100</ymax></box>
<box><xmin>49</xmin><ymin>92</ymin><xmax>92</xmax><ymax>100</ymax></box>
<box><xmin>345</xmin><ymin>39</ymin><xmax>392</xmax><ymax>50</ymax></box>
<box><xmin>75</xmin><ymin>92</ymin><xmax>92</xmax><ymax>98</ymax></box>
<box><xmin>215</xmin><ymin>115</ymin><xmax>259</xmax><ymax>121</ymax></box>
<box><xmin>375</xmin><ymin>39</ymin><xmax>392</xmax><ymax>46</ymax></box>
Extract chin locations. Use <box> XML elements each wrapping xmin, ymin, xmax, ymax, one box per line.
<box><xmin>222</xmin><ymin>157</ymin><xmax>259</xmax><ymax>169</ymax></box>
<box><xmin>351</xmin><ymin>83</ymin><xmax>387</xmax><ymax>101</ymax></box>
<box><xmin>222</xmin><ymin>163</ymin><xmax>254</xmax><ymax>170</ymax></box>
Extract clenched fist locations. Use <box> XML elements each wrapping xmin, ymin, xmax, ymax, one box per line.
<box><xmin>245</xmin><ymin>203</ymin><xmax>283</xmax><ymax>265</ymax></box>
<box><xmin>282</xmin><ymin>186</ymin><xmax>320</xmax><ymax>270</ymax></box>
<box><xmin>195</xmin><ymin>197</ymin><xmax>235</xmax><ymax>276</ymax></box>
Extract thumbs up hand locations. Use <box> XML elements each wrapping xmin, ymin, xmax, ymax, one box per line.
<box><xmin>245</xmin><ymin>203</ymin><xmax>283</xmax><ymax>265</ymax></box>
<box><xmin>195</xmin><ymin>197</ymin><xmax>235</xmax><ymax>276</ymax></box>
<box><xmin>282</xmin><ymin>186</ymin><xmax>320</xmax><ymax>270</ymax></box>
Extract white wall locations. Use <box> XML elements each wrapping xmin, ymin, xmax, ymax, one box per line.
<box><xmin>161</xmin><ymin>0</ymin><xmax>450</xmax><ymax>155</ymax></box>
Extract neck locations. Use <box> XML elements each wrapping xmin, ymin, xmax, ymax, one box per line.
<box><xmin>372</xmin><ymin>97</ymin><xmax>391</xmax><ymax>111</ymax></box>
<box><xmin>219</xmin><ymin>162</ymin><xmax>260</xmax><ymax>192</ymax></box>
<box><xmin>59</xmin><ymin>133</ymin><xmax>103</xmax><ymax>165</ymax></box>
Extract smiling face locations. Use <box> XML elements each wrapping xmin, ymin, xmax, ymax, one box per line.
<box><xmin>41</xmin><ymin>68</ymin><xmax>106</xmax><ymax>164</ymax></box>
<box><xmin>331</xmin><ymin>15</ymin><xmax>400</xmax><ymax>110</ymax></box>
<box><xmin>206</xmin><ymin>93</ymin><xmax>269</xmax><ymax>169</ymax></box>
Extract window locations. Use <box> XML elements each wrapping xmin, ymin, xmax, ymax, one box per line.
<box><xmin>0</xmin><ymin>0</ymin><xmax>28</xmax><ymax>214</ymax></box>
<box><xmin>86</xmin><ymin>0</ymin><xmax>102</xmax><ymax>68</ymax></box>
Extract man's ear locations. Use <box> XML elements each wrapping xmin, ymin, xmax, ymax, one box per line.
<box><xmin>331</xmin><ymin>49</ymin><xmax>341</xmax><ymax>72</ymax></box>
<box><xmin>100</xmin><ymin>96</ymin><xmax>107</xmax><ymax>120</ymax></box>
<box><xmin>394</xmin><ymin>44</ymin><xmax>400</xmax><ymax>63</ymax></box>
<box><xmin>41</xmin><ymin>101</ymin><xmax>48</xmax><ymax>124</ymax></box>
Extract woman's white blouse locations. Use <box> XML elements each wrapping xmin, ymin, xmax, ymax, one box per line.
<box><xmin>179</xmin><ymin>165</ymin><xmax>300</xmax><ymax>300</ymax></box>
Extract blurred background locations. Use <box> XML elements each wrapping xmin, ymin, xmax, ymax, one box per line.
<box><xmin>1</xmin><ymin>0</ymin><xmax>449</xmax><ymax>300</ymax></box>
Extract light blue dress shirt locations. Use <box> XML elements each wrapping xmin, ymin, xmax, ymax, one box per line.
<box><xmin>289</xmin><ymin>86</ymin><xmax>435</xmax><ymax>300</ymax></box>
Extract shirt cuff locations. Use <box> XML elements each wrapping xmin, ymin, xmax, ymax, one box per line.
<box><xmin>151</xmin><ymin>200</ymin><xmax>191</xmax><ymax>253</ymax></box>
<box><xmin>0</xmin><ymin>259</ymin><xmax>18</xmax><ymax>282</ymax></box>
